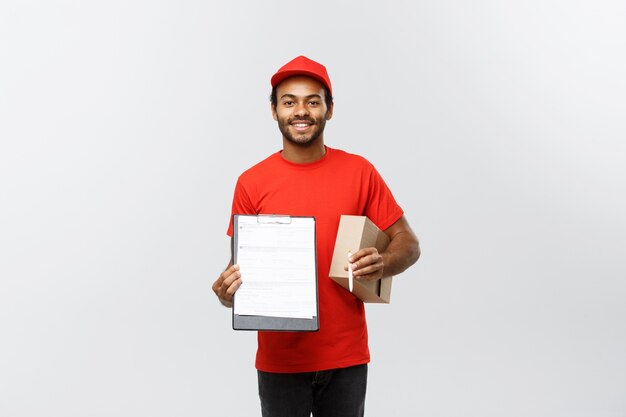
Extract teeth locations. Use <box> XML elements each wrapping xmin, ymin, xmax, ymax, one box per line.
<box><xmin>294</xmin><ymin>123</ymin><xmax>309</xmax><ymax>127</ymax></box>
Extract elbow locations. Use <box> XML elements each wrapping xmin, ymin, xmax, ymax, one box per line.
<box><xmin>411</xmin><ymin>240</ymin><xmax>421</xmax><ymax>266</ymax></box>
<box><xmin>406</xmin><ymin>230</ymin><xmax>420</xmax><ymax>266</ymax></box>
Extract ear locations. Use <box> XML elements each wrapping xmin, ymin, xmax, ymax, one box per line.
<box><xmin>325</xmin><ymin>102</ymin><xmax>334</xmax><ymax>121</ymax></box>
<box><xmin>271</xmin><ymin>103</ymin><xmax>278</xmax><ymax>121</ymax></box>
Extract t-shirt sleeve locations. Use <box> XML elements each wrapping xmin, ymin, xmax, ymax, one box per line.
<box><xmin>364</xmin><ymin>165</ymin><xmax>404</xmax><ymax>231</ymax></box>
<box><xmin>226</xmin><ymin>177</ymin><xmax>257</xmax><ymax>236</ymax></box>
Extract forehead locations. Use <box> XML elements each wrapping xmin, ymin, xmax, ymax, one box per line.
<box><xmin>275</xmin><ymin>75</ymin><xmax>327</xmax><ymax>98</ymax></box>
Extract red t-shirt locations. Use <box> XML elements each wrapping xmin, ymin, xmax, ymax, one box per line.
<box><xmin>227</xmin><ymin>146</ymin><xmax>403</xmax><ymax>373</ymax></box>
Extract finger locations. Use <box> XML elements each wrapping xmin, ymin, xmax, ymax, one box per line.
<box><xmin>225</xmin><ymin>278</ymin><xmax>243</xmax><ymax>296</ymax></box>
<box><xmin>220</xmin><ymin>264</ymin><xmax>240</xmax><ymax>279</ymax></box>
<box><xmin>219</xmin><ymin>271</ymin><xmax>242</xmax><ymax>296</ymax></box>
<box><xmin>351</xmin><ymin>252</ymin><xmax>382</xmax><ymax>272</ymax></box>
<box><xmin>353</xmin><ymin>260</ymin><xmax>384</xmax><ymax>277</ymax></box>
<box><xmin>348</xmin><ymin>248</ymin><xmax>375</xmax><ymax>263</ymax></box>
<box><xmin>214</xmin><ymin>264</ymin><xmax>241</xmax><ymax>295</ymax></box>
<box><xmin>349</xmin><ymin>248</ymin><xmax>378</xmax><ymax>263</ymax></box>
<box><xmin>212</xmin><ymin>274</ymin><xmax>227</xmax><ymax>294</ymax></box>
<box><xmin>217</xmin><ymin>265</ymin><xmax>240</xmax><ymax>285</ymax></box>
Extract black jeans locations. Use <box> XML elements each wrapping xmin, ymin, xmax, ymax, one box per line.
<box><xmin>257</xmin><ymin>364</ymin><xmax>368</xmax><ymax>417</ymax></box>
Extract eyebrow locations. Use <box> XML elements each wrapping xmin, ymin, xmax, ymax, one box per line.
<box><xmin>279</xmin><ymin>94</ymin><xmax>322</xmax><ymax>100</ymax></box>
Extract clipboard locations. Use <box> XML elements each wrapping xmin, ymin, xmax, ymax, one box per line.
<box><xmin>232</xmin><ymin>214</ymin><xmax>319</xmax><ymax>331</ymax></box>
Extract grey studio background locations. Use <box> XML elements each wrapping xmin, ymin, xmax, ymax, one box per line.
<box><xmin>1</xmin><ymin>1</ymin><xmax>625</xmax><ymax>416</ymax></box>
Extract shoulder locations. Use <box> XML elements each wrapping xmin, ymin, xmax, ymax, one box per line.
<box><xmin>328</xmin><ymin>147</ymin><xmax>376</xmax><ymax>171</ymax></box>
<box><xmin>238</xmin><ymin>151</ymin><xmax>282</xmax><ymax>182</ymax></box>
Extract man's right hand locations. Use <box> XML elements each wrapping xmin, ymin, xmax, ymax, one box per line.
<box><xmin>212</xmin><ymin>264</ymin><xmax>242</xmax><ymax>308</ymax></box>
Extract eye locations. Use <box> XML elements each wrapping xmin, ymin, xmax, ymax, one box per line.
<box><xmin>283</xmin><ymin>100</ymin><xmax>294</xmax><ymax>106</ymax></box>
<box><xmin>308</xmin><ymin>100</ymin><xmax>319</xmax><ymax>106</ymax></box>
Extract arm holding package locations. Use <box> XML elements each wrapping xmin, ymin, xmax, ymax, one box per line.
<box><xmin>348</xmin><ymin>165</ymin><xmax>420</xmax><ymax>281</ymax></box>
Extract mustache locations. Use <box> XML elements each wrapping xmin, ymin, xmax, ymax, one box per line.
<box><xmin>288</xmin><ymin>117</ymin><xmax>316</xmax><ymax>124</ymax></box>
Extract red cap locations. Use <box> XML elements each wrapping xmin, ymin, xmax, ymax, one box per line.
<box><xmin>271</xmin><ymin>55</ymin><xmax>332</xmax><ymax>96</ymax></box>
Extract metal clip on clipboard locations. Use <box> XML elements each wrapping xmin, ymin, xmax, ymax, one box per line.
<box><xmin>257</xmin><ymin>214</ymin><xmax>292</xmax><ymax>224</ymax></box>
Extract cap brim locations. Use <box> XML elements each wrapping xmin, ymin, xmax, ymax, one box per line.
<box><xmin>271</xmin><ymin>70</ymin><xmax>331</xmax><ymax>93</ymax></box>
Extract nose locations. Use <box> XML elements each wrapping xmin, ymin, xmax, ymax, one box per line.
<box><xmin>294</xmin><ymin>102</ymin><xmax>309</xmax><ymax>116</ymax></box>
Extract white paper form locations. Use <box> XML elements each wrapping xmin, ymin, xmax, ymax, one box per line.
<box><xmin>233</xmin><ymin>215</ymin><xmax>317</xmax><ymax>319</ymax></box>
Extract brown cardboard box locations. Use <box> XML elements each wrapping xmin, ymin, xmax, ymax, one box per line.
<box><xmin>329</xmin><ymin>215</ymin><xmax>392</xmax><ymax>303</ymax></box>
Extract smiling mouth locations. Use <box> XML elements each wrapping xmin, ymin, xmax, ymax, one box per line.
<box><xmin>290</xmin><ymin>121</ymin><xmax>314</xmax><ymax>131</ymax></box>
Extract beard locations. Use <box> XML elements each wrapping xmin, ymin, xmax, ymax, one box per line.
<box><xmin>277</xmin><ymin>116</ymin><xmax>327</xmax><ymax>147</ymax></box>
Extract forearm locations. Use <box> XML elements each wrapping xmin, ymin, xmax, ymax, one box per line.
<box><xmin>380</xmin><ymin>227</ymin><xmax>420</xmax><ymax>278</ymax></box>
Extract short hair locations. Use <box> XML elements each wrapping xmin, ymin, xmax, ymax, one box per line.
<box><xmin>270</xmin><ymin>85</ymin><xmax>334</xmax><ymax>110</ymax></box>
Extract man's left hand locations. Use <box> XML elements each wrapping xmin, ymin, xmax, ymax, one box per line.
<box><xmin>345</xmin><ymin>247</ymin><xmax>384</xmax><ymax>281</ymax></box>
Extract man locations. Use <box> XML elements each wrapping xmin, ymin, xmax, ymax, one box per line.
<box><xmin>212</xmin><ymin>56</ymin><xmax>420</xmax><ymax>417</ymax></box>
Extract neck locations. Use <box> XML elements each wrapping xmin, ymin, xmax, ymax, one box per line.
<box><xmin>281</xmin><ymin>136</ymin><xmax>326</xmax><ymax>163</ymax></box>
